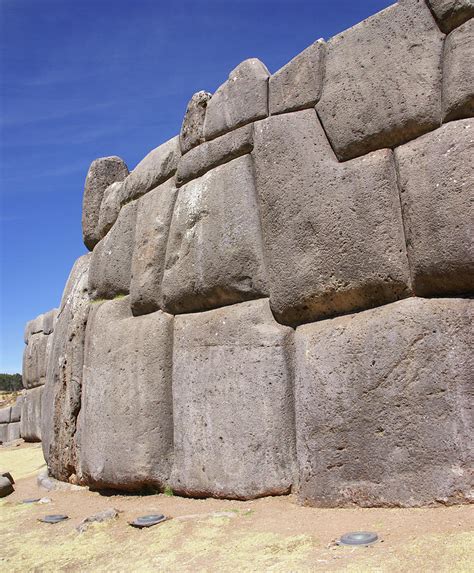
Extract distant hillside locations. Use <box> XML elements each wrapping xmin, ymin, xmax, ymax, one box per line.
<box><xmin>0</xmin><ymin>373</ymin><xmax>22</xmax><ymax>392</ymax></box>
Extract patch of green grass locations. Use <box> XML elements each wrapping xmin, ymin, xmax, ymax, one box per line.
<box><xmin>163</xmin><ymin>485</ymin><xmax>174</xmax><ymax>497</ymax></box>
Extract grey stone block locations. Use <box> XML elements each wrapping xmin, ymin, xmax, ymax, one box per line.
<box><xmin>176</xmin><ymin>124</ymin><xmax>254</xmax><ymax>186</ymax></box>
<box><xmin>130</xmin><ymin>179</ymin><xmax>177</xmax><ymax>316</ymax></box>
<box><xmin>395</xmin><ymin>119</ymin><xmax>473</xmax><ymax>296</ymax></box>
<box><xmin>42</xmin><ymin>308</ymin><xmax>58</xmax><ymax>335</ymax></box>
<box><xmin>162</xmin><ymin>155</ymin><xmax>268</xmax><ymax>314</ymax></box>
<box><xmin>10</xmin><ymin>396</ymin><xmax>24</xmax><ymax>422</ymax></box>
<box><xmin>20</xmin><ymin>386</ymin><xmax>43</xmax><ymax>442</ymax></box>
<box><xmin>82</xmin><ymin>156</ymin><xmax>129</xmax><ymax>251</ymax></box>
<box><xmin>0</xmin><ymin>407</ymin><xmax>11</xmax><ymax>424</ymax></box>
<box><xmin>269</xmin><ymin>39</ymin><xmax>325</xmax><ymax>115</ymax></box>
<box><xmin>170</xmin><ymin>299</ymin><xmax>295</xmax><ymax>499</ymax></box>
<box><xmin>42</xmin><ymin>254</ymin><xmax>91</xmax><ymax>481</ymax></box>
<box><xmin>22</xmin><ymin>333</ymin><xmax>49</xmax><ymax>388</ymax></box>
<box><xmin>180</xmin><ymin>91</ymin><xmax>212</xmax><ymax>154</ymax></box>
<box><xmin>7</xmin><ymin>422</ymin><xmax>21</xmax><ymax>442</ymax></box>
<box><xmin>203</xmin><ymin>59</ymin><xmax>269</xmax><ymax>140</ymax></box>
<box><xmin>317</xmin><ymin>0</ymin><xmax>444</xmax><ymax>161</ymax></box>
<box><xmin>97</xmin><ymin>181</ymin><xmax>124</xmax><ymax>239</ymax></box>
<box><xmin>295</xmin><ymin>297</ymin><xmax>473</xmax><ymax>507</ymax></box>
<box><xmin>0</xmin><ymin>425</ymin><xmax>8</xmax><ymax>444</ymax></box>
<box><xmin>427</xmin><ymin>0</ymin><xmax>474</xmax><ymax>33</ymax></box>
<box><xmin>24</xmin><ymin>314</ymin><xmax>44</xmax><ymax>344</ymax></box>
<box><xmin>443</xmin><ymin>19</ymin><xmax>474</xmax><ymax>122</ymax></box>
<box><xmin>78</xmin><ymin>296</ymin><xmax>173</xmax><ymax>491</ymax></box>
<box><xmin>89</xmin><ymin>200</ymin><xmax>138</xmax><ymax>300</ymax></box>
<box><xmin>120</xmin><ymin>136</ymin><xmax>180</xmax><ymax>204</ymax></box>
<box><xmin>252</xmin><ymin>109</ymin><xmax>411</xmax><ymax>327</ymax></box>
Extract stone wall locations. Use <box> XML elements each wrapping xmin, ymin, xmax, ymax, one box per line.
<box><xmin>23</xmin><ymin>0</ymin><xmax>473</xmax><ymax>506</ymax></box>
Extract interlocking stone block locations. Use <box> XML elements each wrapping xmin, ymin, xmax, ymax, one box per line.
<box><xmin>176</xmin><ymin>124</ymin><xmax>253</xmax><ymax>186</ymax></box>
<box><xmin>24</xmin><ymin>314</ymin><xmax>44</xmax><ymax>343</ymax></box>
<box><xmin>42</xmin><ymin>254</ymin><xmax>91</xmax><ymax>480</ymax></box>
<box><xmin>295</xmin><ymin>297</ymin><xmax>473</xmax><ymax>507</ymax></box>
<box><xmin>10</xmin><ymin>396</ymin><xmax>24</xmax><ymax>422</ymax></box>
<box><xmin>0</xmin><ymin>425</ymin><xmax>8</xmax><ymax>444</ymax></box>
<box><xmin>162</xmin><ymin>155</ymin><xmax>267</xmax><ymax>314</ymax></box>
<box><xmin>443</xmin><ymin>19</ymin><xmax>474</xmax><ymax>122</ymax></box>
<box><xmin>180</xmin><ymin>91</ymin><xmax>212</xmax><ymax>154</ymax></box>
<box><xmin>269</xmin><ymin>39</ymin><xmax>325</xmax><ymax>115</ymax></box>
<box><xmin>20</xmin><ymin>386</ymin><xmax>43</xmax><ymax>442</ymax></box>
<box><xmin>0</xmin><ymin>407</ymin><xmax>11</xmax><ymax>424</ymax></box>
<box><xmin>317</xmin><ymin>0</ymin><xmax>444</xmax><ymax>160</ymax></box>
<box><xmin>120</xmin><ymin>136</ymin><xmax>180</xmax><ymax>204</ymax></box>
<box><xmin>427</xmin><ymin>0</ymin><xmax>474</xmax><ymax>33</ymax></box>
<box><xmin>395</xmin><ymin>119</ymin><xmax>473</xmax><ymax>296</ymax></box>
<box><xmin>22</xmin><ymin>332</ymin><xmax>49</xmax><ymax>388</ymax></box>
<box><xmin>252</xmin><ymin>109</ymin><xmax>410</xmax><ymax>327</ymax></box>
<box><xmin>42</xmin><ymin>308</ymin><xmax>57</xmax><ymax>335</ymax></box>
<box><xmin>203</xmin><ymin>59</ymin><xmax>269</xmax><ymax>140</ymax></box>
<box><xmin>130</xmin><ymin>179</ymin><xmax>177</xmax><ymax>316</ymax></box>
<box><xmin>170</xmin><ymin>299</ymin><xmax>295</xmax><ymax>499</ymax></box>
<box><xmin>7</xmin><ymin>422</ymin><xmax>20</xmax><ymax>442</ymax></box>
<box><xmin>97</xmin><ymin>181</ymin><xmax>124</xmax><ymax>239</ymax></box>
<box><xmin>82</xmin><ymin>156</ymin><xmax>129</xmax><ymax>251</ymax></box>
<box><xmin>78</xmin><ymin>296</ymin><xmax>173</xmax><ymax>491</ymax></box>
<box><xmin>89</xmin><ymin>200</ymin><xmax>138</xmax><ymax>300</ymax></box>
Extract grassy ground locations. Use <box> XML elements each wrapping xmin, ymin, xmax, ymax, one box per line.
<box><xmin>0</xmin><ymin>443</ymin><xmax>473</xmax><ymax>572</ymax></box>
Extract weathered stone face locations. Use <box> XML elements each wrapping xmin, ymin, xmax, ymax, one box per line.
<box><xmin>20</xmin><ymin>386</ymin><xmax>43</xmax><ymax>442</ymax></box>
<box><xmin>443</xmin><ymin>19</ymin><xmax>474</xmax><ymax>122</ymax></box>
<box><xmin>162</xmin><ymin>155</ymin><xmax>268</xmax><ymax>314</ymax></box>
<box><xmin>82</xmin><ymin>156</ymin><xmax>129</xmax><ymax>251</ymax></box>
<box><xmin>78</xmin><ymin>297</ymin><xmax>173</xmax><ymax>491</ymax></box>
<box><xmin>130</xmin><ymin>179</ymin><xmax>177</xmax><ymax>316</ymax></box>
<box><xmin>269</xmin><ymin>39</ymin><xmax>325</xmax><ymax>115</ymax></box>
<box><xmin>295</xmin><ymin>297</ymin><xmax>473</xmax><ymax>507</ymax></box>
<box><xmin>170</xmin><ymin>299</ymin><xmax>296</xmax><ymax>499</ymax></box>
<box><xmin>317</xmin><ymin>0</ymin><xmax>444</xmax><ymax>161</ymax></box>
<box><xmin>22</xmin><ymin>332</ymin><xmax>50</xmax><ymax>389</ymax></box>
<box><xmin>180</xmin><ymin>91</ymin><xmax>212</xmax><ymax>154</ymax></box>
<box><xmin>253</xmin><ymin>109</ymin><xmax>410</xmax><ymax>327</ymax></box>
<box><xmin>42</xmin><ymin>254</ymin><xmax>91</xmax><ymax>480</ymax></box>
<box><xmin>427</xmin><ymin>0</ymin><xmax>474</xmax><ymax>33</ymax></box>
<box><xmin>203</xmin><ymin>59</ymin><xmax>269</xmax><ymax>140</ymax></box>
<box><xmin>97</xmin><ymin>181</ymin><xmax>124</xmax><ymax>239</ymax></box>
<box><xmin>395</xmin><ymin>119</ymin><xmax>473</xmax><ymax>296</ymax></box>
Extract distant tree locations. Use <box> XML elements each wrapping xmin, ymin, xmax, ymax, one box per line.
<box><xmin>0</xmin><ymin>373</ymin><xmax>23</xmax><ymax>392</ymax></box>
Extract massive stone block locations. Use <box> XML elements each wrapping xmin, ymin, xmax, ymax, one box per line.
<box><xmin>162</xmin><ymin>155</ymin><xmax>268</xmax><ymax>314</ymax></box>
<box><xmin>42</xmin><ymin>254</ymin><xmax>91</xmax><ymax>480</ymax></box>
<box><xmin>82</xmin><ymin>156</ymin><xmax>129</xmax><ymax>251</ymax></box>
<box><xmin>97</xmin><ymin>181</ymin><xmax>124</xmax><ymax>239</ymax></box>
<box><xmin>180</xmin><ymin>91</ymin><xmax>212</xmax><ymax>154</ymax></box>
<box><xmin>0</xmin><ymin>407</ymin><xmax>10</xmax><ymax>424</ymax></box>
<box><xmin>120</xmin><ymin>136</ymin><xmax>180</xmax><ymax>204</ymax></box>
<box><xmin>395</xmin><ymin>119</ymin><xmax>473</xmax><ymax>296</ymax></box>
<box><xmin>22</xmin><ymin>332</ymin><xmax>49</xmax><ymax>388</ymax></box>
<box><xmin>170</xmin><ymin>299</ymin><xmax>295</xmax><ymax>499</ymax></box>
<box><xmin>176</xmin><ymin>124</ymin><xmax>253</xmax><ymax>186</ymax></box>
<box><xmin>295</xmin><ymin>297</ymin><xmax>473</xmax><ymax>507</ymax></box>
<box><xmin>20</xmin><ymin>386</ymin><xmax>43</xmax><ymax>442</ymax></box>
<box><xmin>317</xmin><ymin>0</ymin><xmax>444</xmax><ymax>161</ymax></box>
<box><xmin>0</xmin><ymin>425</ymin><xmax>8</xmax><ymax>444</ymax></box>
<box><xmin>203</xmin><ymin>59</ymin><xmax>269</xmax><ymax>140</ymax></box>
<box><xmin>427</xmin><ymin>0</ymin><xmax>474</xmax><ymax>33</ymax></box>
<box><xmin>443</xmin><ymin>19</ymin><xmax>474</xmax><ymax>122</ymax></box>
<box><xmin>88</xmin><ymin>200</ymin><xmax>138</xmax><ymax>300</ymax></box>
<box><xmin>130</xmin><ymin>179</ymin><xmax>177</xmax><ymax>316</ymax></box>
<box><xmin>42</xmin><ymin>308</ymin><xmax>57</xmax><ymax>335</ymax></box>
<box><xmin>78</xmin><ymin>296</ymin><xmax>173</xmax><ymax>491</ymax></box>
<box><xmin>24</xmin><ymin>313</ymin><xmax>44</xmax><ymax>343</ymax></box>
<box><xmin>269</xmin><ymin>39</ymin><xmax>325</xmax><ymax>115</ymax></box>
<box><xmin>10</xmin><ymin>396</ymin><xmax>23</xmax><ymax>423</ymax></box>
<box><xmin>252</xmin><ymin>109</ymin><xmax>410</xmax><ymax>327</ymax></box>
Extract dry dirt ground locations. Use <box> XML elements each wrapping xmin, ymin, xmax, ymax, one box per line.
<box><xmin>0</xmin><ymin>442</ymin><xmax>473</xmax><ymax>572</ymax></box>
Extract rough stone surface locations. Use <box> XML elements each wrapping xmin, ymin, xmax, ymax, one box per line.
<box><xmin>295</xmin><ymin>297</ymin><xmax>473</xmax><ymax>507</ymax></box>
<box><xmin>317</xmin><ymin>0</ymin><xmax>444</xmax><ymax>161</ymax></box>
<box><xmin>176</xmin><ymin>124</ymin><xmax>254</xmax><ymax>186</ymax></box>
<box><xmin>20</xmin><ymin>386</ymin><xmax>43</xmax><ymax>442</ymax></box>
<box><xmin>162</xmin><ymin>155</ymin><xmax>268</xmax><ymax>314</ymax></box>
<box><xmin>427</xmin><ymin>0</ymin><xmax>474</xmax><ymax>33</ymax></box>
<box><xmin>42</xmin><ymin>254</ymin><xmax>91</xmax><ymax>481</ymax></box>
<box><xmin>89</xmin><ymin>201</ymin><xmax>138</xmax><ymax>300</ymax></box>
<box><xmin>22</xmin><ymin>333</ymin><xmax>49</xmax><ymax>388</ymax></box>
<box><xmin>269</xmin><ymin>39</ymin><xmax>325</xmax><ymax>115</ymax></box>
<box><xmin>395</xmin><ymin>119</ymin><xmax>473</xmax><ymax>296</ymax></box>
<box><xmin>253</xmin><ymin>109</ymin><xmax>411</xmax><ymax>327</ymax></box>
<box><xmin>10</xmin><ymin>396</ymin><xmax>23</xmax><ymax>423</ymax></box>
<box><xmin>24</xmin><ymin>314</ymin><xmax>44</xmax><ymax>343</ymax></box>
<box><xmin>97</xmin><ymin>181</ymin><xmax>124</xmax><ymax>239</ymax></box>
<box><xmin>82</xmin><ymin>156</ymin><xmax>129</xmax><ymax>251</ymax></box>
<box><xmin>180</xmin><ymin>91</ymin><xmax>213</xmax><ymax>154</ymax></box>
<box><xmin>7</xmin><ymin>422</ymin><xmax>20</xmax><ymax>442</ymax></box>
<box><xmin>203</xmin><ymin>59</ymin><xmax>270</xmax><ymax>140</ymax></box>
<box><xmin>0</xmin><ymin>425</ymin><xmax>8</xmax><ymax>444</ymax></box>
<box><xmin>120</xmin><ymin>137</ymin><xmax>180</xmax><ymax>204</ymax></box>
<box><xmin>443</xmin><ymin>19</ymin><xmax>474</xmax><ymax>122</ymax></box>
<box><xmin>42</xmin><ymin>309</ymin><xmax>57</xmax><ymax>335</ymax></box>
<box><xmin>78</xmin><ymin>296</ymin><xmax>173</xmax><ymax>491</ymax></box>
<box><xmin>170</xmin><ymin>299</ymin><xmax>295</xmax><ymax>499</ymax></box>
<box><xmin>0</xmin><ymin>476</ymin><xmax>14</xmax><ymax>498</ymax></box>
<box><xmin>76</xmin><ymin>509</ymin><xmax>119</xmax><ymax>533</ymax></box>
<box><xmin>0</xmin><ymin>407</ymin><xmax>11</xmax><ymax>424</ymax></box>
<box><xmin>130</xmin><ymin>179</ymin><xmax>177</xmax><ymax>316</ymax></box>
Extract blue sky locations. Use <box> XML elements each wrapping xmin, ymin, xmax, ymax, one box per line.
<box><xmin>0</xmin><ymin>0</ymin><xmax>393</xmax><ymax>373</ymax></box>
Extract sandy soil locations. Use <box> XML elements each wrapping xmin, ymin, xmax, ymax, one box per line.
<box><xmin>0</xmin><ymin>442</ymin><xmax>473</xmax><ymax>572</ymax></box>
